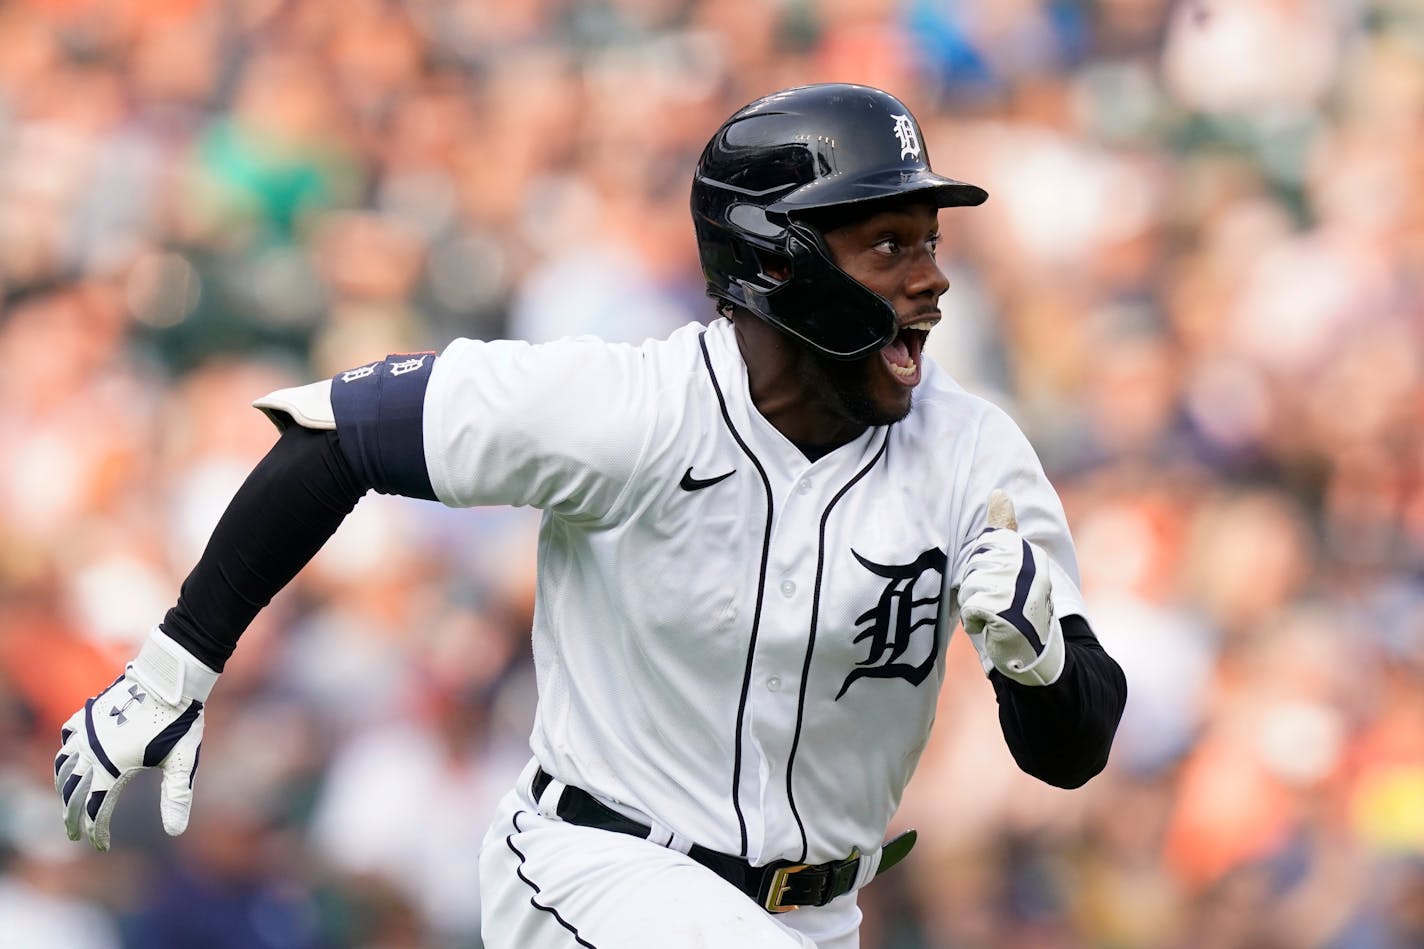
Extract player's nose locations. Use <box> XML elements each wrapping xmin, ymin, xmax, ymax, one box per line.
<box><xmin>907</xmin><ymin>245</ymin><xmax>950</xmax><ymax>300</ymax></box>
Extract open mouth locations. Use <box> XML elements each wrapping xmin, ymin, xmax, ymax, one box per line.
<box><xmin>879</xmin><ymin>318</ymin><xmax>936</xmax><ymax>386</ymax></box>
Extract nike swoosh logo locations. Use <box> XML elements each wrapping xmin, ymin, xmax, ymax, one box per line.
<box><xmin>679</xmin><ymin>466</ymin><xmax>736</xmax><ymax>492</ymax></box>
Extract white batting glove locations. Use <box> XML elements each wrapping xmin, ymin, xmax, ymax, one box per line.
<box><xmin>53</xmin><ymin>628</ymin><xmax>217</xmax><ymax>851</ymax></box>
<box><xmin>959</xmin><ymin>490</ymin><xmax>1065</xmax><ymax>687</ymax></box>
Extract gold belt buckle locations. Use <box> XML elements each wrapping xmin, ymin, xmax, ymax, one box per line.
<box><xmin>763</xmin><ymin>863</ymin><xmax>809</xmax><ymax>913</ymax></box>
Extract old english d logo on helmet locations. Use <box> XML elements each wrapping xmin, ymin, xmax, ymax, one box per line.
<box><xmin>890</xmin><ymin>114</ymin><xmax>921</xmax><ymax>161</ymax></box>
<box><xmin>690</xmin><ymin>83</ymin><xmax>987</xmax><ymax>360</ymax></box>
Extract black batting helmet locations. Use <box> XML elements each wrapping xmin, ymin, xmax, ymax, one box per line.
<box><xmin>691</xmin><ymin>83</ymin><xmax>987</xmax><ymax>360</ymax></box>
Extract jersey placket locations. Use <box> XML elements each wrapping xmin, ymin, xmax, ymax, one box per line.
<box><xmin>738</xmin><ymin>464</ymin><xmax>834</xmax><ymax>866</ymax></box>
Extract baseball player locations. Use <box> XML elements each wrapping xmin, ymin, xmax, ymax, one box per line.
<box><xmin>53</xmin><ymin>84</ymin><xmax>1126</xmax><ymax>948</ymax></box>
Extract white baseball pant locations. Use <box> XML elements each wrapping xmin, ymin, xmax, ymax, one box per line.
<box><xmin>478</xmin><ymin>760</ymin><xmax>862</xmax><ymax>948</ymax></box>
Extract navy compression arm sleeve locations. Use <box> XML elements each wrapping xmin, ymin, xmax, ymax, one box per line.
<box><xmin>159</xmin><ymin>426</ymin><xmax>369</xmax><ymax>671</ymax></box>
<box><xmin>991</xmin><ymin>614</ymin><xmax>1127</xmax><ymax>788</ymax></box>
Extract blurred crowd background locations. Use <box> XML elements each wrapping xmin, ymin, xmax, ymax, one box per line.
<box><xmin>1</xmin><ymin>0</ymin><xmax>1422</xmax><ymax>946</ymax></box>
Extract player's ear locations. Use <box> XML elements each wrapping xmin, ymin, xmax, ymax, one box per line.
<box><xmin>753</xmin><ymin>248</ymin><xmax>791</xmax><ymax>282</ymax></box>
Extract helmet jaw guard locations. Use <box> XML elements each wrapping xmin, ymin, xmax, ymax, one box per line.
<box><xmin>691</xmin><ymin>83</ymin><xmax>987</xmax><ymax>360</ymax></box>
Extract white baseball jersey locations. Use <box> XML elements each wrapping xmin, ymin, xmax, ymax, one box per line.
<box><xmin>274</xmin><ymin>316</ymin><xmax>1088</xmax><ymax>871</ymax></box>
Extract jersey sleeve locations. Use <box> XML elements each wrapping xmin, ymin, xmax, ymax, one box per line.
<box><xmin>416</xmin><ymin>336</ymin><xmax>655</xmax><ymax>520</ymax></box>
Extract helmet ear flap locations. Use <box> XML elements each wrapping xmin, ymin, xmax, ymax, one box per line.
<box><xmin>750</xmin><ymin>246</ymin><xmax>792</xmax><ymax>282</ymax></box>
<box><xmin>738</xmin><ymin>223</ymin><xmax>898</xmax><ymax>360</ymax></box>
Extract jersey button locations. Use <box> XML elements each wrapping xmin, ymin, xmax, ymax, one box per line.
<box><xmin>766</xmin><ymin>675</ymin><xmax>782</xmax><ymax>692</ymax></box>
<box><xmin>780</xmin><ymin>580</ymin><xmax>796</xmax><ymax>597</ymax></box>
<box><xmin>797</xmin><ymin>478</ymin><xmax>812</xmax><ymax>495</ymax></box>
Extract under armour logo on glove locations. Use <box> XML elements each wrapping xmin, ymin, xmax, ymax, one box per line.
<box><xmin>958</xmin><ymin>490</ymin><xmax>1065</xmax><ymax>687</ymax></box>
<box><xmin>108</xmin><ymin>684</ymin><xmax>147</xmax><ymax>725</ymax></box>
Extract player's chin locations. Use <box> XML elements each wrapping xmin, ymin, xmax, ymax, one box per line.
<box><xmin>875</xmin><ymin>387</ymin><xmax>914</xmax><ymax>425</ymax></box>
<box><xmin>817</xmin><ymin>348</ymin><xmax>914</xmax><ymax>427</ymax></box>
<box><xmin>855</xmin><ymin>371</ymin><xmax>914</xmax><ymax>426</ymax></box>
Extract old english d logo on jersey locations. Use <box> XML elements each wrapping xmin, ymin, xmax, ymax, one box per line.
<box><xmin>835</xmin><ymin>547</ymin><xmax>947</xmax><ymax>699</ymax></box>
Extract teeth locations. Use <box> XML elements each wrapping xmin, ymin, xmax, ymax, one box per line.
<box><xmin>902</xmin><ymin>320</ymin><xmax>937</xmax><ymax>333</ymax></box>
<box><xmin>889</xmin><ymin>362</ymin><xmax>917</xmax><ymax>378</ymax></box>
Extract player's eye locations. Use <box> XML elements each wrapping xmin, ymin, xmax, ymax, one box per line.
<box><xmin>873</xmin><ymin>236</ymin><xmax>901</xmax><ymax>255</ymax></box>
<box><xmin>927</xmin><ymin>234</ymin><xmax>941</xmax><ymax>254</ymax></box>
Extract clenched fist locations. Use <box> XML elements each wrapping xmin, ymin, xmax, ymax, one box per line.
<box><xmin>959</xmin><ymin>490</ymin><xmax>1065</xmax><ymax>687</ymax></box>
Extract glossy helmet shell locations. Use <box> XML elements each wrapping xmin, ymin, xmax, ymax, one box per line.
<box><xmin>691</xmin><ymin>83</ymin><xmax>987</xmax><ymax>359</ymax></box>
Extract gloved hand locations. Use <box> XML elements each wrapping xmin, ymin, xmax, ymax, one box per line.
<box><xmin>53</xmin><ymin>628</ymin><xmax>217</xmax><ymax>851</ymax></box>
<box><xmin>959</xmin><ymin>489</ymin><xmax>1065</xmax><ymax>687</ymax></box>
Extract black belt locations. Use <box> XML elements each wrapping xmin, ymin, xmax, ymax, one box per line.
<box><xmin>531</xmin><ymin>767</ymin><xmax>916</xmax><ymax>913</ymax></box>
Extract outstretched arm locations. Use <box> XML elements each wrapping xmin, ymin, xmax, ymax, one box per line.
<box><xmin>56</xmin><ymin>339</ymin><xmax>653</xmax><ymax>849</ymax></box>
<box><xmin>55</xmin><ymin>423</ymin><xmax>372</xmax><ymax>849</ymax></box>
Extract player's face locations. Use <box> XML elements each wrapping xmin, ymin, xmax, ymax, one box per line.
<box><xmin>814</xmin><ymin>201</ymin><xmax>950</xmax><ymax>425</ymax></box>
